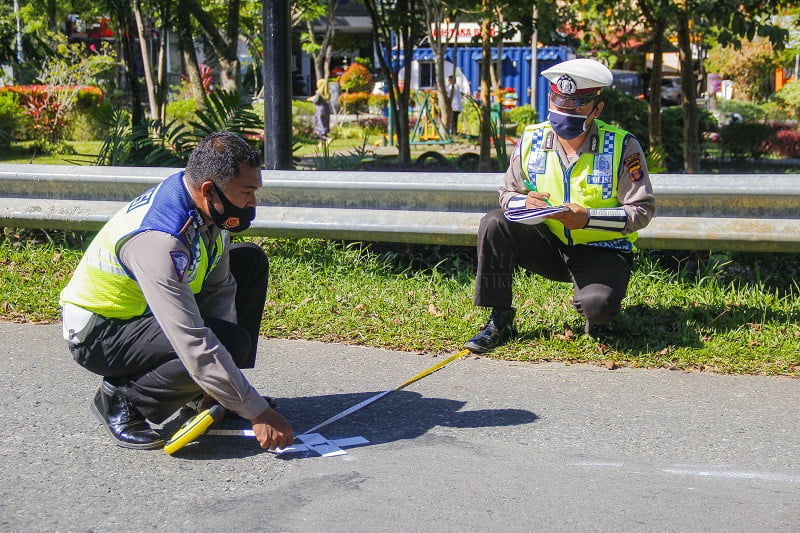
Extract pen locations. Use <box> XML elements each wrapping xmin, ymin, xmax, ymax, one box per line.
<box><xmin>524</xmin><ymin>179</ymin><xmax>552</xmax><ymax>206</ymax></box>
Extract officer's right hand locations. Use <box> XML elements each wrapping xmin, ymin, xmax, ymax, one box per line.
<box><xmin>250</xmin><ymin>406</ymin><xmax>294</xmax><ymax>450</ymax></box>
<box><xmin>526</xmin><ymin>191</ymin><xmax>551</xmax><ymax>208</ymax></box>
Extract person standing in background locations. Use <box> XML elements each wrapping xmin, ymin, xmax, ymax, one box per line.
<box><xmin>309</xmin><ymin>79</ymin><xmax>332</xmax><ymax>147</ymax></box>
<box><xmin>448</xmin><ymin>75</ymin><xmax>463</xmax><ymax>136</ymax></box>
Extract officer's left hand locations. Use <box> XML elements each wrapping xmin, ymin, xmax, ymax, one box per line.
<box><xmin>547</xmin><ymin>203</ymin><xmax>589</xmax><ymax>230</ymax></box>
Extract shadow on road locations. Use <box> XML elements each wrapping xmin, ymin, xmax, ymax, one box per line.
<box><xmin>164</xmin><ymin>391</ymin><xmax>538</xmax><ymax>460</ymax></box>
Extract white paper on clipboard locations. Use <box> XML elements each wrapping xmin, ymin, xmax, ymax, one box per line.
<box><xmin>503</xmin><ymin>205</ymin><xmax>570</xmax><ymax>225</ymax></box>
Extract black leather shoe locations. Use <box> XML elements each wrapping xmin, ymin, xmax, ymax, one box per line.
<box><xmin>91</xmin><ymin>380</ymin><xmax>165</xmax><ymax>449</ymax></box>
<box><xmin>464</xmin><ymin>308</ymin><xmax>517</xmax><ymax>353</ymax></box>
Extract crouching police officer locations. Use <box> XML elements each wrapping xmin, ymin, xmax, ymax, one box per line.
<box><xmin>465</xmin><ymin>58</ymin><xmax>656</xmax><ymax>353</ymax></box>
<box><xmin>59</xmin><ymin>131</ymin><xmax>294</xmax><ymax>450</ymax></box>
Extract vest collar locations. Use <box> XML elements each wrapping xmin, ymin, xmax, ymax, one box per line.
<box><xmin>546</xmin><ymin>122</ymin><xmax>601</xmax><ymax>164</ymax></box>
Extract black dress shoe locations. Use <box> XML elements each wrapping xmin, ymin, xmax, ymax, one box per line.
<box><xmin>91</xmin><ymin>380</ymin><xmax>165</xmax><ymax>449</ymax></box>
<box><xmin>464</xmin><ymin>308</ymin><xmax>517</xmax><ymax>353</ymax></box>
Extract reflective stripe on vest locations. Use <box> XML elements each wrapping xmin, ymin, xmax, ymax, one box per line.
<box><xmin>520</xmin><ymin>119</ymin><xmax>637</xmax><ymax>250</ymax></box>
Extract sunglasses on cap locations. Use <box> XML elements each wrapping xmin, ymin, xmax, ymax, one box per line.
<box><xmin>549</xmin><ymin>90</ymin><xmax>599</xmax><ymax>110</ymax></box>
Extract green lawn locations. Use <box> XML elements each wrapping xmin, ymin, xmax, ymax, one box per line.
<box><xmin>2</xmin><ymin>232</ymin><xmax>799</xmax><ymax>377</ymax></box>
<box><xmin>0</xmin><ymin>141</ymin><xmax>104</xmax><ymax>165</ymax></box>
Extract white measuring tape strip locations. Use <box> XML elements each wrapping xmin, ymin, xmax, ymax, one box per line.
<box><xmin>299</xmin><ymin>349</ymin><xmax>470</xmax><ymax>436</ymax></box>
<box><xmin>205</xmin><ymin>430</ymin><xmax>369</xmax><ymax>457</ymax></box>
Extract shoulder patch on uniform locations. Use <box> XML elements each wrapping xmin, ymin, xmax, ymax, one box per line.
<box><xmin>510</xmin><ymin>141</ymin><xmax>521</xmax><ymax>163</ymax></box>
<box><xmin>169</xmin><ymin>250</ymin><xmax>190</xmax><ymax>282</ymax></box>
<box><xmin>624</xmin><ymin>153</ymin><xmax>644</xmax><ymax>182</ymax></box>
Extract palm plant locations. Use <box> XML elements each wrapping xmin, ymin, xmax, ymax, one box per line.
<box><xmin>95</xmin><ymin>88</ymin><xmax>263</xmax><ymax>167</ymax></box>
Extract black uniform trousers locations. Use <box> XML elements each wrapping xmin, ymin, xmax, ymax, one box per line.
<box><xmin>69</xmin><ymin>242</ymin><xmax>269</xmax><ymax>423</ymax></box>
<box><xmin>474</xmin><ymin>209</ymin><xmax>633</xmax><ymax>326</ymax></box>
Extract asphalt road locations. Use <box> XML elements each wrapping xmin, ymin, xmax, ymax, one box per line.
<box><xmin>2</xmin><ymin>322</ymin><xmax>799</xmax><ymax>532</ymax></box>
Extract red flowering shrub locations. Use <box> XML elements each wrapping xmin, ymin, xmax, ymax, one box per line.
<box><xmin>766</xmin><ymin>127</ymin><xmax>800</xmax><ymax>158</ymax></box>
<box><xmin>0</xmin><ymin>85</ymin><xmax>103</xmax><ymax>106</ymax></box>
<box><xmin>24</xmin><ymin>91</ymin><xmax>68</xmax><ymax>144</ymax></box>
<box><xmin>0</xmin><ymin>85</ymin><xmax>102</xmax><ymax>147</ymax></box>
<box><xmin>356</xmin><ymin>116</ymin><xmax>388</xmax><ymax>133</ymax></box>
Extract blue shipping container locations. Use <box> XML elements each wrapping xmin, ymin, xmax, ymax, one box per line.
<box><xmin>409</xmin><ymin>46</ymin><xmax>575</xmax><ymax>121</ymax></box>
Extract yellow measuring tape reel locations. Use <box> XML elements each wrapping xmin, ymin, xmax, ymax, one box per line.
<box><xmin>164</xmin><ymin>404</ymin><xmax>226</xmax><ymax>455</ymax></box>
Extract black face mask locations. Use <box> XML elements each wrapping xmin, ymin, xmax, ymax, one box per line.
<box><xmin>207</xmin><ymin>182</ymin><xmax>255</xmax><ymax>232</ymax></box>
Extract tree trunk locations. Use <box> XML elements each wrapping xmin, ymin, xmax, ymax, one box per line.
<box><xmin>648</xmin><ymin>19</ymin><xmax>665</xmax><ymax>149</ymax></box>
<box><xmin>156</xmin><ymin>0</ymin><xmax>169</xmax><ymax>121</ymax></box>
<box><xmin>308</xmin><ymin>2</ymin><xmax>337</xmax><ymax>83</ymax></box>
<box><xmin>479</xmin><ymin>15</ymin><xmax>493</xmax><ymax>172</ymax></box>
<box><xmin>396</xmin><ymin>0</ymin><xmax>414</xmax><ymax>167</ymax></box>
<box><xmin>177</xmin><ymin>0</ymin><xmax>206</xmax><ymax>110</ymax></box>
<box><xmin>108</xmin><ymin>0</ymin><xmax>145</xmax><ymax>126</ymax></box>
<box><xmin>423</xmin><ymin>1</ymin><xmax>452</xmax><ymax>131</ymax></box>
<box><xmin>494</xmin><ymin>9</ymin><xmax>504</xmax><ymax>91</ymax></box>
<box><xmin>220</xmin><ymin>0</ymin><xmax>242</xmax><ymax>91</ymax></box>
<box><xmin>677</xmin><ymin>10</ymin><xmax>700</xmax><ymax>172</ymax></box>
<box><xmin>45</xmin><ymin>0</ymin><xmax>57</xmax><ymax>33</ymax></box>
<box><xmin>133</xmin><ymin>0</ymin><xmax>159</xmax><ymax>119</ymax></box>
<box><xmin>363</xmin><ymin>0</ymin><xmax>414</xmax><ymax>166</ymax></box>
<box><xmin>185</xmin><ymin>0</ymin><xmax>241</xmax><ymax>92</ymax></box>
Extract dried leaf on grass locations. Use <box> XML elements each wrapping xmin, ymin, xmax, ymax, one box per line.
<box><xmin>427</xmin><ymin>303</ymin><xmax>444</xmax><ymax>317</ymax></box>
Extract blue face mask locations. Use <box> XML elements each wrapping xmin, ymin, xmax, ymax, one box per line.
<box><xmin>548</xmin><ymin>108</ymin><xmax>592</xmax><ymax>140</ymax></box>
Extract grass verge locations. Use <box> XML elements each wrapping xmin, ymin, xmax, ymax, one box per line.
<box><xmin>2</xmin><ymin>230</ymin><xmax>799</xmax><ymax>376</ymax></box>
<box><xmin>0</xmin><ymin>141</ymin><xmax>104</xmax><ymax>165</ymax></box>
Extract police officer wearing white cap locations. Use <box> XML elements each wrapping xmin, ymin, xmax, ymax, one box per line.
<box><xmin>465</xmin><ymin>58</ymin><xmax>656</xmax><ymax>353</ymax></box>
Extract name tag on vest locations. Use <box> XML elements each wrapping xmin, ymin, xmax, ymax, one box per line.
<box><xmin>526</xmin><ymin>150</ymin><xmax>547</xmax><ymax>175</ymax></box>
<box><xmin>588</xmin><ymin>153</ymin><xmax>613</xmax><ymax>184</ymax></box>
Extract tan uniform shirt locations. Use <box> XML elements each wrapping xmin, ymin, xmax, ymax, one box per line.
<box><xmin>118</xmin><ymin>228</ymin><xmax>269</xmax><ymax>420</ymax></box>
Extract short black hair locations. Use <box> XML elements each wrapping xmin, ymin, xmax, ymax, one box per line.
<box><xmin>185</xmin><ymin>131</ymin><xmax>261</xmax><ymax>188</ymax></box>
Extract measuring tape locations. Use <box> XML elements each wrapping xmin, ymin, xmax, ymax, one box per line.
<box><xmin>164</xmin><ymin>348</ymin><xmax>470</xmax><ymax>455</ymax></box>
<box><xmin>300</xmin><ymin>348</ymin><xmax>470</xmax><ymax>435</ymax></box>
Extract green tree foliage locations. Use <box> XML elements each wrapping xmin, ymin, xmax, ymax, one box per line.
<box><xmin>773</xmin><ymin>80</ymin><xmax>800</xmax><ymax>120</ymax></box>
<box><xmin>706</xmin><ymin>38</ymin><xmax>781</xmax><ymax>102</ymax></box>
<box><xmin>297</xmin><ymin>0</ymin><xmax>339</xmax><ymax>83</ymax></box>
<box><xmin>0</xmin><ymin>91</ymin><xmax>24</xmax><ymax>147</ymax></box>
<box><xmin>599</xmin><ymin>89</ymin><xmax>649</xmax><ymax>150</ymax></box>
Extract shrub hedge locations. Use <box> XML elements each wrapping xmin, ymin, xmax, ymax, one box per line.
<box><xmin>719</xmin><ymin>121</ymin><xmax>775</xmax><ymax>161</ymax></box>
<box><xmin>339</xmin><ymin>91</ymin><xmax>370</xmax><ymax>114</ymax></box>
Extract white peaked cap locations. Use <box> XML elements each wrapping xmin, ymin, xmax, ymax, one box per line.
<box><xmin>541</xmin><ymin>58</ymin><xmax>613</xmax><ymax>96</ymax></box>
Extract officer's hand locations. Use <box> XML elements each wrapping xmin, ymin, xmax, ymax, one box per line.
<box><xmin>250</xmin><ymin>406</ymin><xmax>294</xmax><ymax>450</ymax></box>
<box><xmin>548</xmin><ymin>203</ymin><xmax>589</xmax><ymax>230</ymax></box>
<box><xmin>525</xmin><ymin>191</ymin><xmax>551</xmax><ymax>208</ymax></box>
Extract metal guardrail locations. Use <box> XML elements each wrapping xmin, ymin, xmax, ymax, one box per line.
<box><xmin>1</xmin><ymin>163</ymin><xmax>799</xmax><ymax>252</ymax></box>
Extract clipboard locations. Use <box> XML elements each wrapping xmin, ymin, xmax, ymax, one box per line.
<box><xmin>503</xmin><ymin>205</ymin><xmax>570</xmax><ymax>225</ymax></box>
